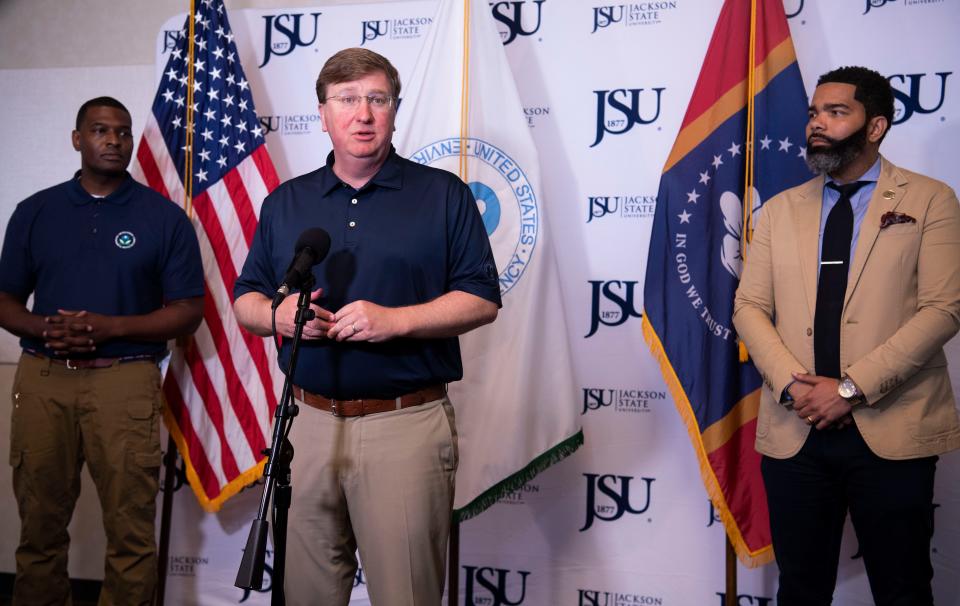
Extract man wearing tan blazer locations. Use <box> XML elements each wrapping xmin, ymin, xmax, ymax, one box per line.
<box><xmin>734</xmin><ymin>66</ymin><xmax>960</xmax><ymax>606</ymax></box>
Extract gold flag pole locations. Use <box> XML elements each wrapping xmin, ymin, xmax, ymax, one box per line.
<box><xmin>457</xmin><ymin>0</ymin><xmax>471</xmax><ymax>183</ymax></box>
<box><xmin>738</xmin><ymin>0</ymin><xmax>758</xmax><ymax>362</ymax></box>
<box><xmin>743</xmin><ymin>0</ymin><xmax>758</xmax><ymax>247</ymax></box>
<box><xmin>184</xmin><ymin>0</ymin><xmax>197</xmax><ymax>218</ymax></box>
<box><xmin>158</xmin><ymin>3</ymin><xmax>197</xmax><ymax>603</ymax></box>
<box><xmin>730</xmin><ymin>1</ymin><xmax>759</xmax><ymax>601</ymax></box>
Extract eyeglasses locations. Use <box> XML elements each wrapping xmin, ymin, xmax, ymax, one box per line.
<box><xmin>326</xmin><ymin>95</ymin><xmax>395</xmax><ymax>110</ymax></box>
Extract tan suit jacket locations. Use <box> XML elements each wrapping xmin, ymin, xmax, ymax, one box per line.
<box><xmin>733</xmin><ymin>157</ymin><xmax>960</xmax><ymax>460</ymax></box>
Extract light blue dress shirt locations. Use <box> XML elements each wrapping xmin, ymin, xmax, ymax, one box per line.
<box><xmin>817</xmin><ymin>157</ymin><xmax>882</xmax><ymax>274</ymax></box>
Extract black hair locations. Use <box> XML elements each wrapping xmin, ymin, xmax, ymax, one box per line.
<box><xmin>817</xmin><ymin>66</ymin><xmax>894</xmax><ymax>141</ymax></box>
<box><xmin>75</xmin><ymin>96</ymin><xmax>130</xmax><ymax>130</ymax></box>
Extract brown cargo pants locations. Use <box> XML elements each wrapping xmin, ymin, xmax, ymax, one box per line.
<box><xmin>9</xmin><ymin>352</ymin><xmax>162</xmax><ymax>606</ymax></box>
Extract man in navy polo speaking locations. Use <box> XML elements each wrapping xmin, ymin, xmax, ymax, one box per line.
<box><xmin>233</xmin><ymin>48</ymin><xmax>500</xmax><ymax>605</ymax></box>
<box><xmin>0</xmin><ymin>96</ymin><xmax>204</xmax><ymax>604</ymax></box>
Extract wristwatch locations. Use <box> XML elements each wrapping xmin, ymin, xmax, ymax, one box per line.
<box><xmin>838</xmin><ymin>375</ymin><xmax>865</xmax><ymax>406</ymax></box>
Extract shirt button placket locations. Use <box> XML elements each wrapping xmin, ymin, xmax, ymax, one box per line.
<box><xmin>345</xmin><ymin>195</ymin><xmax>360</xmax><ymax>244</ymax></box>
<box><xmin>91</xmin><ymin>201</ymin><xmax>100</xmax><ymax>247</ymax></box>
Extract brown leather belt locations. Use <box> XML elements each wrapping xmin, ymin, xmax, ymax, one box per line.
<box><xmin>292</xmin><ymin>384</ymin><xmax>446</xmax><ymax>417</ymax></box>
<box><xmin>25</xmin><ymin>349</ymin><xmax>160</xmax><ymax>370</ymax></box>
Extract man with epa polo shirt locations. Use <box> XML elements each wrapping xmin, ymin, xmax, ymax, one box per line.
<box><xmin>0</xmin><ymin>96</ymin><xmax>204</xmax><ymax>604</ymax></box>
<box><xmin>234</xmin><ymin>48</ymin><xmax>500</xmax><ymax>605</ymax></box>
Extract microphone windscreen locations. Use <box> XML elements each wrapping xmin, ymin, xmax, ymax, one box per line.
<box><xmin>294</xmin><ymin>228</ymin><xmax>331</xmax><ymax>263</ymax></box>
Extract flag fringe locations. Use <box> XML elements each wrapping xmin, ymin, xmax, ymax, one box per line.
<box><xmin>453</xmin><ymin>430</ymin><xmax>584</xmax><ymax>523</ymax></box>
<box><xmin>162</xmin><ymin>401</ymin><xmax>266</xmax><ymax>513</ymax></box>
<box><xmin>641</xmin><ymin>315</ymin><xmax>773</xmax><ymax>568</ymax></box>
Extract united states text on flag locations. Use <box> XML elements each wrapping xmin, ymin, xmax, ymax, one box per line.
<box><xmin>132</xmin><ymin>0</ymin><xmax>282</xmax><ymax>512</ymax></box>
<box><xmin>642</xmin><ymin>0</ymin><xmax>811</xmax><ymax>565</ymax></box>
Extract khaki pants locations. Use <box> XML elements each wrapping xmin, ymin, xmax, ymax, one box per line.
<box><xmin>284</xmin><ymin>396</ymin><xmax>458</xmax><ymax>606</ymax></box>
<box><xmin>9</xmin><ymin>353</ymin><xmax>162</xmax><ymax>606</ymax></box>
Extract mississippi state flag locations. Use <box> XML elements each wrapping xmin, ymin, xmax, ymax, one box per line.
<box><xmin>642</xmin><ymin>0</ymin><xmax>812</xmax><ymax>565</ymax></box>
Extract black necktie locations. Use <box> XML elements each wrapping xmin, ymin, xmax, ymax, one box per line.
<box><xmin>814</xmin><ymin>181</ymin><xmax>869</xmax><ymax>379</ymax></box>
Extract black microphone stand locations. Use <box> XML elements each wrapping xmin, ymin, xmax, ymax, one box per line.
<box><xmin>236</xmin><ymin>275</ymin><xmax>315</xmax><ymax>603</ymax></box>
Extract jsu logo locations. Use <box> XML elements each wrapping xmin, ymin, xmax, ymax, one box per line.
<box><xmin>581</xmin><ymin>473</ymin><xmax>654</xmax><ymax>531</ymax></box>
<box><xmin>592</xmin><ymin>5</ymin><xmax>624</xmax><ymax>31</ymax></box>
<box><xmin>591</xmin><ymin>88</ymin><xmax>665</xmax><ymax>147</ymax></box>
<box><xmin>259</xmin><ymin>12</ymin><xmax>322</xmax><ymax>67</ymax></box>
<box><xmin>587</xmin><ymin>195</ymin><xmax>656</xmax><ymax>222</ymax></box>
<box><xmin>361</xmin><ymin>17</ymin><xmax>432</xmax><ymax>45</ymax></box>
<box><xmin>582</xmin><ymin>388</ymin><xmax>614</xmax><ymax>413</ymax></box>
<box><xmin>582</xmin><ymin>388</ymin><xmax>661</xmax><ymax>414</ymax></box>
<box><xmin>577</xmin><ymin>589</ymin><xmax>664</xmax><ymax>605</ymax></box>
<box><xmin>257</xmin><ymin>114</ymin><xmax>320</xmax><ymax>137</ymax></box>
<box><xmin>159</xmin><ymin>447</ymin><xmax>188</xmax><ymax>493</ymax></box>
<box><xmin>888</xmin><ymin>72</ymin><xmax>950</xmax><ymax>124</ymax></box>
<box><xmin>592</xmin><ymin>2</ymin><xmax>676</xmax><ymax>32</ymax></box>
<box><xmin>716</xmin><ymin>593</ymin><xmax>773</xmax><ymax>606</ymax></box>
<box><xmin>706</xmin><ymin>499</ymin><xmax>722</xmax><ymax>527</ymax></box>
<box><xmin>259</xmin><ymin>115</ymin><xmax>282</xmax><ymax>136</ymax></box>
<box><xmin>463</xmin><ymin>566</ymin><xmax>530</xmax><ymax>605</ymax></box>
<box><xmin>362</xmin><ymin>19</ymin><xmax>390</xmax><ymax>44</ymax></box>
<box><xmin>863</xmin><ymin>0</ymin><xmax>895</xmax><ymax>15</ymax></box>
<box><xmin>588</xmin><ymin>196</ymin><xmax>619</xmax><ymax>222</ymax></box>
<box><xmin>162</xmin><ymin>28</ymin><xmax>184</xmax><ymax>53</ymax></box>
<box><xmin>586</xmin><ymin>280</ymin><xmax>642</xmax><ymax>338</ymax></box>
<box><xmin>490</xmin><ymin>0</ymin><xmax>545</xmax><ymax>45</ymax></box>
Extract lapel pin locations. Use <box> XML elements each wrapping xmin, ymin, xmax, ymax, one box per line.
<box><xmin>882</xmin><ymin>189</ymin><xmax>896</xmax><ymax>199</ymax></box>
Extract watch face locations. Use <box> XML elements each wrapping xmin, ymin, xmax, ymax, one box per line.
<box><xmin>839</xmin><ymin>378</ymin><xmax>857</xmax><ymax>399</ymax></box>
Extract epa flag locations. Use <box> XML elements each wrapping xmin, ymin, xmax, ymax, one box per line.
<box><xmin>642</xmin><ymin>0</ymin><xmax>812</xmax><ymax>565</ymax></box>
<box><xmin>395</xmin><ymin>0</ymin><xmax>582</xmax><ymax>519</ymax></box>
<box><xmin>132</xmin><ymin>0</ymin><xmax>283</xmax><ymax>511</ymax></box>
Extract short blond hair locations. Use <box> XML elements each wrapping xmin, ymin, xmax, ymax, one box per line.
<box><xmin>316</xmin><ymin>47</ymin><xmax>401</xmax><ymax>103</ymax></box>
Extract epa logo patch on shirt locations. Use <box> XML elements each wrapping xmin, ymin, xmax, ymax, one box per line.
<box><xmin>115</xmin><ymin>231</ymin><xmax>136</xmax><ymax>249</ymax></box>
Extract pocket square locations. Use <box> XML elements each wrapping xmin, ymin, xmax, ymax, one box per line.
<box><xmin>880</xmin><ymin>211</ymin><xmax>916</xmax><ymax>229</ymax></box>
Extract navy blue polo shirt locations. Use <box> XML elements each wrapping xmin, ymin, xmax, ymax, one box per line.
<box><xmin>235</xmin><ymin>149</ymin><xmax>501</xmax><ymax>399</ymax></box>
<box><xmin>0</xmin><ymin>173</ymin><xmax>204</xmax><ymax>358</ymax></box>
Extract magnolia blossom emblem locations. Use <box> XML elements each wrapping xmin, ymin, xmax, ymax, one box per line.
<box><xmin>719</xmin><ymin>187</ymin><xmax>761</xmax><ymax>279</ymax></box>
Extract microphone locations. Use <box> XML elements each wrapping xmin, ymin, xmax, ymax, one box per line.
<box><xmin>271</xmin><ymin>228</ymin><xmax>331</xmax><ymax>309</ymax></box>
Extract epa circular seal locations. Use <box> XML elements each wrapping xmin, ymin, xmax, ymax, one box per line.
<box><xmin>114</xmin><ymin>231</ymin><xmax>136</xmax><ymax>249</ymax></box>
<box><xmin>409</xmin><ymin>137</ymin><xmax>539</xmax><ymax>295</ymax></box>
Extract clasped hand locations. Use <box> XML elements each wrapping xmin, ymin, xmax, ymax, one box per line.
<box><xmin>789</xmin><ymin>372</ymin><xmax>854</xmax><ymax>431</ymax></box>
<box><xmin>43</xmin><ymin>309</ymin><xmax>114</xmax><ymax>355</ymax></box>
<box><xmin>273</xmin><ymin>289</ymin><xmax>403</xmax><ymax>344</ymax></box>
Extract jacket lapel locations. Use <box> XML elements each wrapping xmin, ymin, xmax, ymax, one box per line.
<box><xmin>792</xmin><ymin>177</ymin><xmax>825</xmax><ymax>320</ymax></box>
<box><xmin>845</xmin><ymin>157</ymin><xmax>907</xmax><ymax>306</ymax></box>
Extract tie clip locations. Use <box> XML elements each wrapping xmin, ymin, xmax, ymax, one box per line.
<box><xmin>820</xmin><ymin>260</ymin><xmax>844</xmax><ymax>265</ymax></box>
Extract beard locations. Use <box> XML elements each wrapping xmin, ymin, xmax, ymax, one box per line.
<box><xmin>805</xmin><ymin>122</ymin><xmax>869</xmax><ymax>175</ymax></box>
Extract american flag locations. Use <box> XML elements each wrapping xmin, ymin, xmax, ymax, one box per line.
<box><xmin>132</xmin><ymin>0</ymin><xmax>282</xmax><ymax>511</ymax></box>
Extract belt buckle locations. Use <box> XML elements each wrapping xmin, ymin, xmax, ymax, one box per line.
<box><xmin>65</xmin><ymin>359</ymin><xmax>80</xmax><ymax>371</ymax></box>
<box><xmin>330</xmin><ymin>399</ymin><xmax>340</xmax><ymax>417</ymax></box>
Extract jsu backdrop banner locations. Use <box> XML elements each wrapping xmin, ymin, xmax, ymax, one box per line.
<box><xmin>0</xmin><ymin>1</ymin><xmax>953</xmax><ymax>604</ymax></box>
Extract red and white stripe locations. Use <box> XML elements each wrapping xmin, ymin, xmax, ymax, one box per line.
<box><xmin>132</xmin><ymin>113</ymin><xmax>282</xmax><ymax>511</ymax></box>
